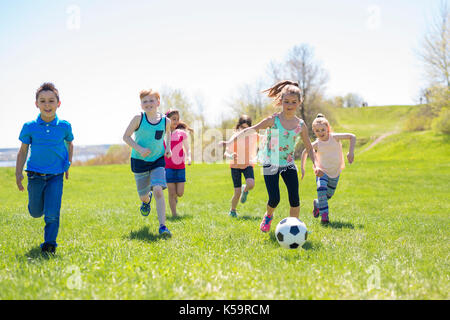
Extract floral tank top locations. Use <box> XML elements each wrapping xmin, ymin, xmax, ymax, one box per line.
<box><xmin>258</xmin><ymin>114</ymin><xmax>304</xmax><ymax>167</ymax></box>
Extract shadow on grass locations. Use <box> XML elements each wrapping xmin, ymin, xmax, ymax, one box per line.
<box><xmin>127</xmin><ymin>226</ymin><xmax>168</xmax><ymax>242</ymax></box>
<box><xmin>23</xmin><ymin>245</ymin><xmax>56</xmax><ymax>261</ymax></box>
<box><xmin>302</xmin><ymin>240</ymin><xmax>323</xmax><ymax>251</ymax></box>
<box><xmin>166</xmin><ymin>214</ymin><xmax>193</xmax><ymax>222</ymax></box>
<box><xmin>324</xmin><ymin>220</ymin><xmax>359</xmax><ymax>229</ymax></box>
<box><xmin>239</xmin><ymin>215</ymin><xmax>261</xmax><ymax>221</ymax></box>
<box><xmin>269</xmin><ymin>232</ymin><xmax>322</xmax><ymax>251</ymax></box>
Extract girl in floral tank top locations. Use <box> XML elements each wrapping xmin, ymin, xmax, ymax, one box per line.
<box><xmin>221</xmin><ymin>80</ymin><xmax>317</xmax><ymax>234</ymax></box>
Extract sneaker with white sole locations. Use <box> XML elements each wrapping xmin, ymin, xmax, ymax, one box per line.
<box><xmin>312</xmin><ymin>199</ymin><xmax>320</xmax><ymax>218</ymax></box>
<box><xmin>140</xmin><ymin>192</ymin><xmax>153</xmax><ymax>216</ymax></box>
<box><xmin>260</xmin><ymin>213</ymin><xmax>273</xmax><ymax>232</ymax></box>
<box><xmin>158</xmin><ymin>224</ymin><xmax>172</xmax><ymax>237</ymax></box>
<box><xmin>320</xmin><ymin>212</ymin><xmax>330</xmax><ymax>225</ymax></box>
<box><xmin>240</xmin><ymin>184</ymin><xmax>249</xmax><ymax>204</ymax></box>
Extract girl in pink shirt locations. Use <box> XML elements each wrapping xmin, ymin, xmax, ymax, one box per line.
<box><xmin>165</xmin><ymin>109</ymin><xmax>192</xmax><ymax>217</ymax></box>
<box><xmin>301</xmin><ymin>114</ymin><xmax>356</xmax><ymax>225</ymax></box>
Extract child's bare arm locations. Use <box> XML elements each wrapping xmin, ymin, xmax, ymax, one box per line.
<box><xmin>221</xmin><ymin>116</ymin><xmax>275</xmax><ymax>146</ymax></box>
<box><xmin>300</xmin><ymin>125</ymin><xmax>316</xmax><ymax>168</ymax></box>
<box><xmin>123</xmin><ymin>115</ymin><xmax>150</xmax><ymax>157</ymax></box>
<box><xmin>334</xmin><ymin>133</ymin><xmax>356</xmax><ymax>163</ymax></box>
<box><xmin>15</xmin><ymin>143</ymin><xmax>29</xmax><ymax>191</ymax></box>
<box><xmin>300</xmin><ymin>141</ymin><xmax>317</xmax><ymax>178</ymax></box>
<box><xmin>182</xmin><ymin>134</ymin><xmax>191</xmax><ymax>165</ymax></box>
<box><xmin>164</xmin><ymin>118</ymin><xmax>172</xmax><ymax>158</ymax></box>
<box><xmin>65</xmin><ymin>141</ymin><xmax>74</xmax><ymax>179</ymax></box>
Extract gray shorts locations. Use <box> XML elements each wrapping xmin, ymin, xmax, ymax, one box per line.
<box><xmin>134</xmin><ymin>167</ymin><xmax>167</xmax><ymax>196</ymax></box>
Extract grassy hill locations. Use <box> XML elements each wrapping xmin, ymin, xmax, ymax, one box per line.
<box><xmin>0</xmin><ymin>105</ymin><xmax>448</xmax><ymax>300</ymax></box>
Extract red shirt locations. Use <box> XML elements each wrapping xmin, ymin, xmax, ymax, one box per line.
<box><xmin>165</xmin><ymin>129</ymin><xmax>188</xmax><ymax>169</ymax></box>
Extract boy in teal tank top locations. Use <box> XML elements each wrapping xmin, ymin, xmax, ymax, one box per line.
<box><xmin>123</xmin><ymin>89</ymin><xmax>172</xmax><ymax>236</ymax></box>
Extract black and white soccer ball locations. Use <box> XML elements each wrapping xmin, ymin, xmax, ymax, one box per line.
<box><xmin>275</xmin><ymin>217</ymin><xmax>308</xmax><ymax>249</ymax></box>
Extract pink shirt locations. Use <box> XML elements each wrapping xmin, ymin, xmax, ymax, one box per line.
<box><xmin>315</xmin><ymin>133</ymin><xmax>345</xmax><ymax>178</ymax></box>
<box><xmin>165</xmin><ymin>129</ymin><xmax>188</xmax><ymax>169</ymax></box>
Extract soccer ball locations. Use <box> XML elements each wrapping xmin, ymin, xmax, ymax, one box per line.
<box><xmin>275</xmin><ymin>217</ymin><xmax>308</xmax><ymax>249</ymax></box>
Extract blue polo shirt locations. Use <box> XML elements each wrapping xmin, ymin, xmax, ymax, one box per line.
<box><xmin>19</xmin><ymin>114</ymin><xmax>74</xmax><ymax>174</ymax></box>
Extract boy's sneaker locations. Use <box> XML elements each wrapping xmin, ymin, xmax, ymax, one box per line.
<box><xmin>321</xmin><ymin>212</ymin><xmax>330</xmax><ymax>225</ymax></box>
<box><xmin>140</xmin><ymin>192</ymin><xmax>153</xmax><ymax>216</ymax></box>
<box><xmin>158</xmin><ymin>225</ymin><xmax>171</xmax><ymax>237</ymax></box>
<box><xmin>312</xmin><ymin>199</ymin><xmax>320</xmax><ymax>218</ymax></box>
<box><xmin>229</xmin><ymin>210</ymin><xmax>238</xmax><ymax>218</ymax></box>
<box><xmin>260</xmin><ymin>213</ymin><xmax>273</xmax><ymax>233</ymax></box>
<box><xmin>240</xmin><ymin>185</ymin><xmax>249</xmax><ymax>203</ymax></box>
<box><xmin>41</xmin><ymin>243</ymin><xmax>56</xmax><ymax>255</ymax></box>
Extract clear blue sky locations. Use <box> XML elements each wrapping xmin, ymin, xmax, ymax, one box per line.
<box><xmin>0</xmin><ymin>0</ymin><xmax>436</xmax><ymax>148</ymax></box>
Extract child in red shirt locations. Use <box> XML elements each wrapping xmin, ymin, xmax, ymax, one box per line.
<box><xmin>165</xmin><ymin>109</ymin><xmax>192</xmax><ymax>217</ymax></box>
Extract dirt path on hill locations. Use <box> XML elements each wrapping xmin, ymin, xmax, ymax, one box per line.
<box><xmin>360</xmin><ymin>130</ymin><xmax>399</xmax><ymax>153</ymax></box>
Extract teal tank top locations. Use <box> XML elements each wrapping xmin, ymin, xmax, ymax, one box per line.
<box><xmin>131</xmin><ymin>112</ymin><xmax>166</xmax><ymax>162</ymax></box>
<box><xmin>258</xmin><ymin>114</ymin><xmax>304</xmax><ymax>167</ymax></box>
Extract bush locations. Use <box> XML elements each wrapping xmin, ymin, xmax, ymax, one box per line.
<box><xmin>74</xmin><ymin>145</ymin><xmax>131</xmax><ymax>166</ymax></box>
<box><xmin>403</xmin><ymin>105</ymin><xmax>436</xmax><ymax>132</ymax></box>
<box><xmin>432</xmin><ymin>108</ymin><xmax>450</xmax><ymax>134</ymax></box>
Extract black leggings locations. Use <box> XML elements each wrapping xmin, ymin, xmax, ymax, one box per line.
<box><xmin>263</xmin><ymin>167</ymin><xmax>300</xmax><ymax>208</ymax></box>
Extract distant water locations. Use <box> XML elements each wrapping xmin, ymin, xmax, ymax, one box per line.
<box><xmin>0</xmin><ymin>154</ymin><xmax>98</xmax><ymax>168</ymax></box>
<box><xmin>0</xmin><ymin>161</ymin><xmax>15</xmax><ymax>167</ymax></box>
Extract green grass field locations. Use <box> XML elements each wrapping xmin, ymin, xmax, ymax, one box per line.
<box><xmin>0</xmin><ymin>105</ymin><xmax>449</xmax><ymax>299</ymax></box>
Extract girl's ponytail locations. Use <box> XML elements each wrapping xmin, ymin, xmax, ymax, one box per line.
<box><xmin>262</xmin><ymin>80</ymin><xmax>299</xmax><ymax>98</ymax></box>
<box><xmin>262</xmin><ymin>80</ymin><xmax>302</xmax><ymax>105</ymax></box>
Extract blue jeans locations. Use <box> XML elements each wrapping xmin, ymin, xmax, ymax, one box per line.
<box><xmin>27</xmin><ymin>172</ymin><xmax>64</xmax><ymax>247</ymax></box>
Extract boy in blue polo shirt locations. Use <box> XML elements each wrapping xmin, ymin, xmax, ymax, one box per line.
<box><xmin>15</xmin><ymin>82</ymin><xmax>74</xmax><ymax>255</ymax></box>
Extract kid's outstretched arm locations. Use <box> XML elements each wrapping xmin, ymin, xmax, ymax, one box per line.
<box><xmin>300</xmin><ymin>140</ymin><xmax>317</xmax><ymax>180</ymax></box>
<box><xmin>123</xmin><ymin>115</ymin><xmax>151</xmax><ymax>158</ymax></box>
<box><xmin>300</xmin><ymin>126</ymin><xmax>316</xmax><ymax>172</ymax></box>
<box><xmin>334</xmin><ymin>133</ymin><xmax>356</xmax><ymax>164</ymax></box>
<box><xmin>220</xmin><ymin>116</ymin><xmax>274</xmax><ymax>146</ymax></box>
<box><xmin>15</xmin><ymin>143</ymin><xmax>29</xmax><ymax>191</ymax></box>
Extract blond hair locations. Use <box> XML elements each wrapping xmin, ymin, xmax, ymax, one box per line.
<box><xmin>312</xmin><ymin>113</ymin><xmax>332</xmax><ymax>132</ymax></box>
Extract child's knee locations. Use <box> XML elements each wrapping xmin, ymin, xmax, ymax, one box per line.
<box><xmin>268</xmin><ymin>196</ymin><xmax>280</xmax><ymax>208</ymax></box>
<box><xmin>246</xmin><ymin>179</ymin><xmax>255</xmax><ymax>189</ymax></box>
<box><xmin>28</xmin><ymin>204</ymin><xmax>44</xmax><ymax>218</ymax></box>
<box><xmin>169</xmin><ymin>192</ymin><xmax>177</xmax><ymax>199</ymax></box>
<box><xmin>153</xmin><ymin>186</ymin><xmax>164</xmax><ymax>198</ymax></box>
<box><xmin>176</xmin><ymin>190</ymin><xmax>184</xmax><ymax>197</ymax></box>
